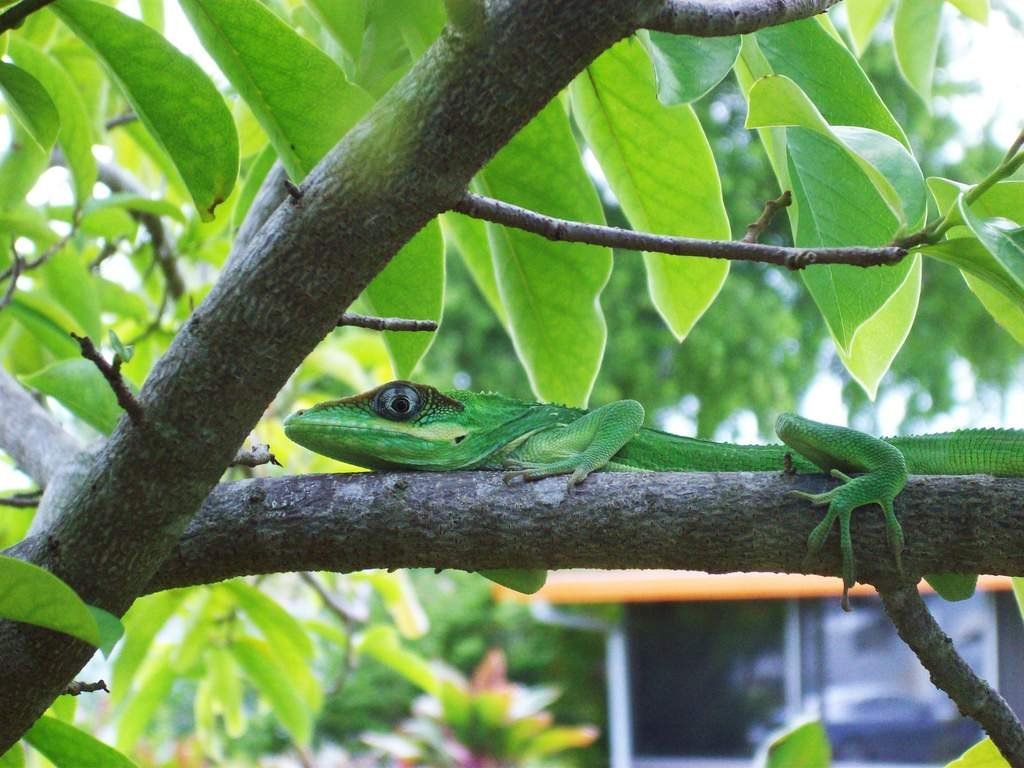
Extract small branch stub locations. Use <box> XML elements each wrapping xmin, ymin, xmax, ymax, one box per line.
<box><xmin>743</xmin><ymin>190</ymin><xmax>792</xmax><ymax>244</ymax></box>
<box><xmin>231</xmin><ymin>444</ymin><xmax>281</xmax><ymax>468</ymax></box>
<box><xmin>70</xmin><ymin>333</ymin><xmax>144</xmax><ymax>425</ymax></box>
<box><xmin>337</xmin><ymin>312</ymin><xmax>438</xmax><ymax>332</ymax></box>
<box><xmin>62</xmin><ymin>680</ymin><xmax>109</xmax><ymax>696</ymax></box>
<box><xmin>284</xmin><ymin>179</ymin><xmax>304</xmax><ymax>202</ymax></box>
<box><xmin>0</xmin><ymin>492</ymin><xmax>42</xmax><ymax>509</ymax></box>
<box><xmin>453</xmin><ymin>192</ymin><xmax>906</xmax><ymax>269</ymax></box>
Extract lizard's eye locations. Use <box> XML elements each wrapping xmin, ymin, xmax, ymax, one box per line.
<box><xmin>373</xmin><ymin>383</ymin><xmax>421</xmax><ymax>421</ymax></box>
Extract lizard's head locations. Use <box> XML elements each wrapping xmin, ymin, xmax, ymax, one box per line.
<box><xmin>284</xmin><ymin>380</ymin><xmax>476</xmax><ymax>470</ymax></box>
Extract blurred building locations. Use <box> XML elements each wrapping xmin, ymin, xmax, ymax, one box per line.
<box><xmin>499</xmin><ymin>573</ymin><xmax>1022</xmax><ymax>768</ymax></box>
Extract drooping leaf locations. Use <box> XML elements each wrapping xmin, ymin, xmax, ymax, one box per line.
<box><xmin>178</xmin><ymin>0</ymin><xmax>374</xmax><ymax>181</ymax></box>
<box><xmin>0</xmin><ymin>555</ymin><xmax>104</xmax><ymax>649</ymax></box>
<box><xmin>116</xmin><ymin>646</ymin><xmax>176</xmax><ymax>751</ymax></box>
<box><xmin>477</xmin><ymin>100</ymin><xmax>610</xmax><ymax>407</ymax></box>
<box><xmin>6</xmin><ymin>293</ymin><xmax>80</xmax><ymax>358</ymax></box>
<box><xmin>845</xmin><ymin>0</ymin><xmax>894</xmax><ymax>55</ymax></box>
<box><xmin>959</xmin><ymin>195</ymin><xmax>1024</xmax><ymax>290</ymax></box>
<box><xmin>206</xmin><ymin>647</ymin><xmax>246</xmax><ymax>737</ymax></box>
<box><xmin>7</xmin><ymin>38</ymin><xmax>97</xmax><ymax>203</ymax></box>
<box><xmin>961</xmin><ymin>274</ymin><xmax>1024</xmax><ymax>345</ymax></box>
<box><xmin>231</xmin><ymin>637</ymin><xmax>313</xmax><ymax>745</ymax></box>
<box><xmin>643</xmin><ymin>31</ymin><xmax>740</xmax><ymax>104</ymax></box>
<box><xmin>920</xmin><ymin>238</ymin><xmax>1024</xmax><ymax>314</ymax></box>
<box><xmin>112</xmin><ymin>589</ymin><xmax>189</xmax><ymax>704</ymax></box>
<box><xmin>357</xmin><ymin>624</ymin><xmax>438</xmax><ymax>694</ymax></box>
<box><xmin>53</xmin><ymin>0</ymin><xmax>238</xmax><ymax>220</ymax></box>
<box><xmin>893</xmin><ymin>0</ymin><xmax>943</xmax><ymax>103</ymax></box>
<box><xmin>0</xmin><ymin>62</ymin><xmax>59</xmax><ymax>151</ymax></box>
<box><xmin>571</xmin><ymin>37</ymin><xmax>730</xmax><ymax>341</ymax></box>
<box><xmin>761</xmin><ymin>720</ymin><xmax>831</xmax><ymax>768</ymax></box>
<box><xmin>755</xmin><ymin>17</ymin><xmax>906</xmax><ymax>145</ymax></box>
<box><xmin>38</xmin><ymin>248</ymin><xmax>102</xmax><ymax>340</ymax></box>
<box><xmin>944</xmin><ymin>0</ymin><xmax>987</xmax><ymax>23</ymax></box>
<box><xmin>363</xmin><ymin>220</ymin><xmax>444</xmax><ymax>378</ymax></box>
<box><xmin>924</xmin><ymin>573</ymin><xmax>978</xmax><ymax>601</ymax></box>
<box><xmin>440</xmin><ymin>211</ymin><xmax>507</xmax><ymax>324</ymax></box>
<box><xmin>22</xmin><ymin>358</ymin><xmax>124</xmax><ymax>434</ymax></box>
<box><xmin>25</xmin><ymin>717</ymin><xmax>137</xmax><ymax>768</ymax></box>
<box><xmin>480</xmin><ymin>569</ymin><xmax>548</xmax><ymax>595</ymax></box>
<box><xmin>358</xmin><ymin>570</ymin><xmax>429</xmax><ymax>639</ymax></box>
<box><xmin>0</xmin><ymin>121</ymin><xmax>49</xmax><ymax>210</ymax></box>
<box><xmin>307</xmin><ymin>0</ymin><xmax>365</xmax><ymax>61</ymax></box>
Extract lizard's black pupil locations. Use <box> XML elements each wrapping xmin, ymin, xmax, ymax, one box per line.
<box><xmin>374</xmin><ymin>384</ymin><xmax>421</xmax><ymax>421</ymax></box>
<box><xmin>392</xmin><ymin>397</ymin><xmax>409</xmax><ymax>413</ymax></box>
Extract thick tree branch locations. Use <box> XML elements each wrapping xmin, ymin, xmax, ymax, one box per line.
<box><xmin>879</xmin><ymin>583</ymin><xmax>1024</xmax><ymax>767</ymax></box>
<box><xmin>644</xmin><ymin>0</ymin><xmax>843</xmax><ymax>36</ymax></box>
<box><xmin>141</xmin><ymin>472</ymin><xmax>1024</xmax><ymax>594</ymax></box>
<box><xmin>0</xmin><ymin>367</ymin><xmax>78</xmax><ymax>487</ymax></box>
<box><xmin>0</xmin><ymin>0</ymin><xmax>655</xmax><ymax>746</ymax></box>
<box><xmin>453</xmin><ymin>192</ymin><xmax>906</xmax><ymax>270</ymax></box>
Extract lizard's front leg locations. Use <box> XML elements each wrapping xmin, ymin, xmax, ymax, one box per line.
<box><xmin>776</xmin><ymin>414</ymin><xmax>908</xmax><ymax>610</ymax></box>
<box><xmin>502</xmin><ymin>400</ymin><xmax>645</xmax><ymax>488</ymax></box>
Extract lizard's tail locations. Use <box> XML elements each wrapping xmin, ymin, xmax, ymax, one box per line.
<box><xmin>887</xmin><ymin>429</ymin><xmax>1024</xmax><ymax>476</ymax></box>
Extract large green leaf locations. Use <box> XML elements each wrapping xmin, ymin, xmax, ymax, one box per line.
<box><xmin>962</xmin><ymin>274</ymin><xmax>1024</xmax><ymax>345</ymax></box>
<box><xmin>0</xmin><ymin>62</ymin><xmax>59</xmax><ymax>152</ymax></box>
<box><xmin>788</xmin><ymin>128</ymin><xmax>917</xmax><ymax>396</ymax></box>
<box><xmin>307</xmin><ymin>0</ymin><xmax>365</xmax><ymax>62</ymax></box>
<box><xmin>22</xmin><ymin>359</ymin><xmax>124</xmax><ymax>434</ymax></box>
<box><xmin>363</xmin><ymin>220</ymin><xmax>444</xmax><ymax>378</ymax></box>
<box><xmin>920</xmin><ymin>238</ymin><xmax>1024</xmax><ymax>312</ymax></box>
<box><xmin>25</xmin><ymin>717</ymin><xmax>137</xmax><ymax>768</ymax></box>
<box><xmin>178</xmin><ymin>0</ymin><xmax>374</xmax><ymax>181</ymax></box>
<box><xmin>0</xmin><ymin>745</ymin><xmax>23</xmax><ymax>768</ymax></box>
<box><xmin>356</xmin><ymin>624</ymin><xmax>438</xmax><ymax>694</ymax></box>
<box><xmin>571</xmin><ymin>37</ymin><xmax>730</xmax><ymax>342</ymax></box>
<box><xmin>112</xmin><ymin>590</ymin><xmax>188</xmax><ymax>704</ymax></box>
<box><xmin>959</xmin><ymin>195</ymin><xmax>1024</xmax><ymax>289</ymax></box>
<box><xmin>477</xmin><ymin>100</ymin><xmax>610</xmax><ymax>407</ymax></box>
<box><xmin>53</xmin><ymin>0</ymin><xmax>238</xmax><ymax>220</ymax></box>
<box><xmin>231</xmin><ymin>637</ymin><xmax>313</xmax><ymax>745</ymax></box>
<box><xmin>0</xmin><ymin>555</ymin><xmax>120</xmax><ymax>652</ymax></box>
<box><xmin>440</xmin><ymin>211</ymin><xmax>507</xmax><ymax>324</ymax></box>
<box><xmin>116</xmin><ymin>646</ymin><xmax>176</xmax><ymax>751</ymax></box>
<box><xmin>0</xmin><ymin>122</ymin><xmax>49</xmax><ymax>210</ymax></box>
<box><xmin>643</xmin><ymin>31</ymin><xmax>740</xmax><ymax>104</ymax></box>
<box><xmin>755</xmin><ymin>17</ymin><xmax>906</xmax><ymax>145</ymax></box>
<box><xmin>893</xmin><ymin>0</ymin><xmax>943</xmax><ymax>102</ymax></box>
<box><xmin>7</xmin><ymin>38</ymin><xmax>96</xmax><ymax>203</ymax></box>
<box><xmin>761</xmin><ymin>720</ymin><xmax>831</xmax><ymax>767</ymax></box>
<box><xmin>38</xmin><ymin>249</ymin><xmax>101</xmax><ymax>340</ymax></box>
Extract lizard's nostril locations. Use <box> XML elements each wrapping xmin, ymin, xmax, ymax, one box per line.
<box><xmin>295</xmin><ymin>409</ymin><xmax>306</xmax><ymax>417</ymax></box>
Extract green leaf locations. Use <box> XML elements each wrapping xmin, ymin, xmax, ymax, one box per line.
<box><xmin>0</xmin><ymin>205</ymin><xmax>60</xmax><ymax>246</ymax></box>
<box><xmin>0</xmin><ymin>745</ymin><xmax>24</xmax><ymax>768</ymax></box>
<box><xmin>7</xmin><ymin>38</ymin><xmax>97</xmax><ymax>204</ymax></box>
<box><xmin>959</xmin><ymin>195</ymin><xmax>1024</xmax><ymax>289</ymax></box>
<box><xmin>480</xmin><ymin>569</ymin><xmax>547</xmax><ymax>595</ymax></box>
<box><xmin>85</xmin><ymin>192</ymin><xmax>186</xmax><ymax>224</ymax></box>
<box><xmin>231</xmin><ymin>637</ymin><xmax>313</xmax><ymax>745</ymax></box>
<box><xmin>477</xmin><ymin>100</ymin><xmax>610</xmax><ymax>407</ymax></box>
<box><xmin>0</xmin><ymin>121</ymin><xmax>49</xmax><ymax>210</ymax></box>
<box><xmin>108</xmin><ymin>330</ymin><xmax>133</xmax><ymax>363</ymax></box>
<box><xmin>761</xmin><ymin>720</ymin><xmax>831</xmax><ymax>767</ymax></box>
<box><xmin>944</xmin><ymin>0</ymin><xmax>987</xmax><ymax>22</ymax></box>
<box><xmin>946</xmin><ymin>739</ymin><xmax>1008</xmax><ymax>768</ymax></box>
<box><xmin>38</xmin><ymin>249</ymin><xmax>102</xmax><ymax>340</ymax></box>
<box><xmin>961</xmin><ymin>273</ymin><xmax>1024</xmax><ymax>345</ymax></box>
<box><xmin>112</xmin><ymin>589</ymin><xmax>188</xmax><ymax>704</ymax></box>
<box><xmin>358</xmin><ymin>570</ymin><xmax>429</xmax><ymax>638</ymax></box>
<box><xmin>0</xmin><ymin>555</ymin><xmax>102</xmax><ymax>649</ymax></box>
<box><xmin>221</xmin><ymin>580</ymin><xmax>313</xmax><ymax>661</ymax></box>
<box><xmin>571</xmin><ymin>37</ymin><xmax>730</xmax><ymax>342</ymax></box>
<box><xmin>116</xmin><ymin>646</ymin><xmax>175</xmax><ymax>751</ymax></box>
<box><xmin>523</xmin><ymin>726</ymin><xmax>599</xmax><ymax>759</ymax></box>
<box><xmin>87</xmin><ymin>605</ymin><xmax>125</xmax><ymax>656</ymax></box>
<box><xmin>893</xmin><ymin>0</ymin><xmax>943</xmax><ymax>103</ymax></box>
<box><xmin>178</xmin><ymin>0</ymin><xmax>374</xmax><ymax>181</ymax></box>
<box><xmin>924</xmin><ymin>573</ymin><xmax>978</xmax><ymax>601</ymax></box>
<box><xmin>232</xmin><ymin>144</ymin><xmax>276</xmax><ymax>232</ymax></box>
<box><xmin>755</xmin><ymin>17</ymin><xmax>906</xmax><ymax>145</ymax></box>
<box><xmin>357</xmin><ymin>624</ymin><xmax>438</xmax><ymax>694</ymax></box>
<box><xmin>53</xmin><ymin>0</ymin><xmax>238</xmax><ymax>220</ymax></box>
<box><xmin>207</xmin><ymin>647</ymin><xmax>246</xmax><ymax>737</ymax></box>
<box><xmin>845</xmin><ymin>0</ymin><xmax>894</xmax><ymax>55</ymax></box>
<box><xmin>787</xmin><ymin>128</ymin><xmax>916</xmax><ymax>396</ymax></box>
<box><xmin>22</xmin><ymin>358</ymin><xmax>124</xmax><ymax>434</ymax></box>
<box><xmin>363</xmin><ymin>220</ymin><xmax>444</xmax><ymax>378</ymax></box>
<box><xmin>920</xmin><ymin>238</ymin><xmax>1024</xmax><ymax>314</ymax></box>
<box><xmin>307</xmin><ymin>0</ymin><xmax>365</xmax><ymax>61</ymax></box>
<box><xmin>25</xmin><ymin>717</ymin><xmax>137</xmax><ymax>768</ymax></box>
<box><xmin>643</xmin><ymin>31</ymin><xmax>740</xmax><ymax>104</ymax></box>
<box><xmin>6</xmin><ymin>293</ymin><xmax>80</xmax><ymax>358</ymax></box>
<box><xmin>440</xmin><ymin>211</ymin><xmax>508</xmax><ymax>324</ymax></box>
<box><xmin>0</xmin><ymin>62</ymin><xmax>59</xmax><ymax>151</ymax></box>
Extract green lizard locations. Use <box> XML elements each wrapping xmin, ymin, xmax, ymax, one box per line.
<box><xmin>284</xmin><ymin>380</ymin><xmax>1024</xmax><ymax>608</ymax></box>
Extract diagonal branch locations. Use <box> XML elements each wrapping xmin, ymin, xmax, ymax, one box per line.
<box><xmin>644</xmin><ymin>0</ymin><xmax>843</xmax><ymax>36</ymax></box>
<box><xmin>0</xmin><ymin>0</ymin><xmax>57</xmax><ymax>35</ymax></box>
<box><xmin>0</xmin><ymin>367</ymin><xmax>79</xmax><ymax>487</ymax></box>
<box><xmin>879</xmin><ymin>583</ymin><xmax>1024</xmax><ymax>767</ymax></box>
<box><xmin>452</xmin><ymin>192</ymin><xmax>906</xmax><ymax>270</ymax></box>
<box><xmin>140</xmin><ymin>471</ymin><xmax>1024</xmax><ymax>594</ymax></box>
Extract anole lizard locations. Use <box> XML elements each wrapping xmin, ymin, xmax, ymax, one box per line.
<box><xmin>284</xmin><ymin>381</ymin><xmax>1024</xmax><ymax>608</ymax></box>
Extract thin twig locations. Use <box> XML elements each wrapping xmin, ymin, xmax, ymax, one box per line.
<box><xmin>1002</xmin><ymin>128</ymin><xmax>1024</xmax><ymax>166</ymax></box>
<box><xmin>338</xmin><ymin>312</ymin><xmax>439</xmax><ymax>332</ymax></box>
<box><xmin>0</xmin><ymin>491</ymin><xmax>42</xmax><ymax>509</ymax></box>
<box><xmin>0</xmin><ymin>0</ymin><xmax>57</xmax><ymax>35</ymax></box>
<box><xmin>231</xmin><ymin>444</ymin><xmax>281</xmax><ymax>468</ymax></box>
<box><xmin>453</xmin><ymin>192</ymin><xmax>906</xmax><ymax>270</ymax></box>
<box><xmin>742</xmin><ymin>190</ymin><xmax>792</xmax><ymax>243</ymax></box>
<box><xmin>62</xmin><ymin>679</ymin><xmax>109</xmax><ymax>696</ymax></box>
<box><xmin>0</xmin><ymin>228</ymin><xmax>74</xmax><ymax>285</ymax></box>
<box><xmin>878</xmin><ymin>582</ymin><xmax>1024</xmax><ymax>767</ymax></box>
<box><xmin>0</xmin><ymin>252</ymin><xmax>23</xmax><ymax>312</ymax></box>
<box><xmin>104</xmin><ymin>112</ymin><xmax>138</xmax><ymax>131</ymax></box>
<box><xmin>70</xmin><ymin>334</ymin><xmax>144</xmax><ymax>425</ymax></box>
